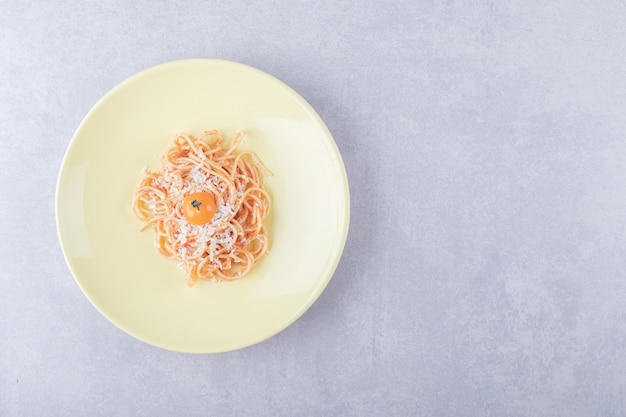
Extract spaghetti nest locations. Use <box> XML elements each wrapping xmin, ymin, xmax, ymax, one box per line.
<box><xmin>133</xmin><ymin>130</ymin><xmax>271</xmax><ymax>286</ymax></box>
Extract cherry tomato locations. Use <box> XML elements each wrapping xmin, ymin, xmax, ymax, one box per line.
<box><xmin>183</xmin><ymin>192</ymin><xmax>217</xmax><ymax>225</ymax></box>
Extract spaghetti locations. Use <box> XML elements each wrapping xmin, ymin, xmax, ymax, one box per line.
<box><xmin>132</xmin><ymin>130</ymin><xmax>271</xmax><ymax>286</ymax></box>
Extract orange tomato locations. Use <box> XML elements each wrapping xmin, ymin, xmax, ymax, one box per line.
<box><xmin>183</xmin><ymin>192</ymin><xmax>217</xmax><ymax>225</ymax></box>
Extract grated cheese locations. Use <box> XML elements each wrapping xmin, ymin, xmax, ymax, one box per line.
<box><xmin>208</xmin><ymin>239</ymin><xmax>217</xmax><ymax>263</ymax></box>
<box><xmin>212</xmin><ymin>202</ymin><xmax>235</xmax><ymax>224</ymax></box>
<box><xmin>188</xmin><ymin>166</ymin><xmax>206</xmax><ymax>184</ymax></box>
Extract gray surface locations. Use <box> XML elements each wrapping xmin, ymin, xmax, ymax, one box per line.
<box><xmin>2</xmin><ymin>1</ymin><xmax>626</xmax><ymax>416</ymax></box>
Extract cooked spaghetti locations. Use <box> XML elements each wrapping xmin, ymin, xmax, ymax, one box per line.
<box><xmin>132</xmin><ymin>130</ymin><xmax>271</xmax><ymax>285</ymax></box>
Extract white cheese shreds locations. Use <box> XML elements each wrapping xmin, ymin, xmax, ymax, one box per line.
<box><xmin>208</xmin><ymin>239</ymin><xmax>217</xmax><ymax>263</ymax></box>
<box><xmin>196</xmin><ymin>225</ymin><xmax>216</xmax><ymax>244</ymax></box>
<box><xmin>188</xmin><ymin>166</ymin><xmax>206</xmax><ymax>185</ymax></box>
<box><xmin>212</xmin><ymin>203</ymin><xmax>236</xmax><ymax>224</ymax></box>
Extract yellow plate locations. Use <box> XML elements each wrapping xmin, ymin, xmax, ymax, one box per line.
<box><xmin>55</xmin><ymin>59</ymin><xmax>350</xmax><ymax>353</ymax></box>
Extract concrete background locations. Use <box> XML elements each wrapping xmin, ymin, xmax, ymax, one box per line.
<box><xmin>2</xmin><ymin>1</ymin><xmax>626</xmax><ymax>416</ymax></box>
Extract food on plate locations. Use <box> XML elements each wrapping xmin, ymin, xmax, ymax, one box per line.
<box><xmin>133</xmin><ymin>130</ymin><xmax>271</xmax><ymax>285</ymax></box>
